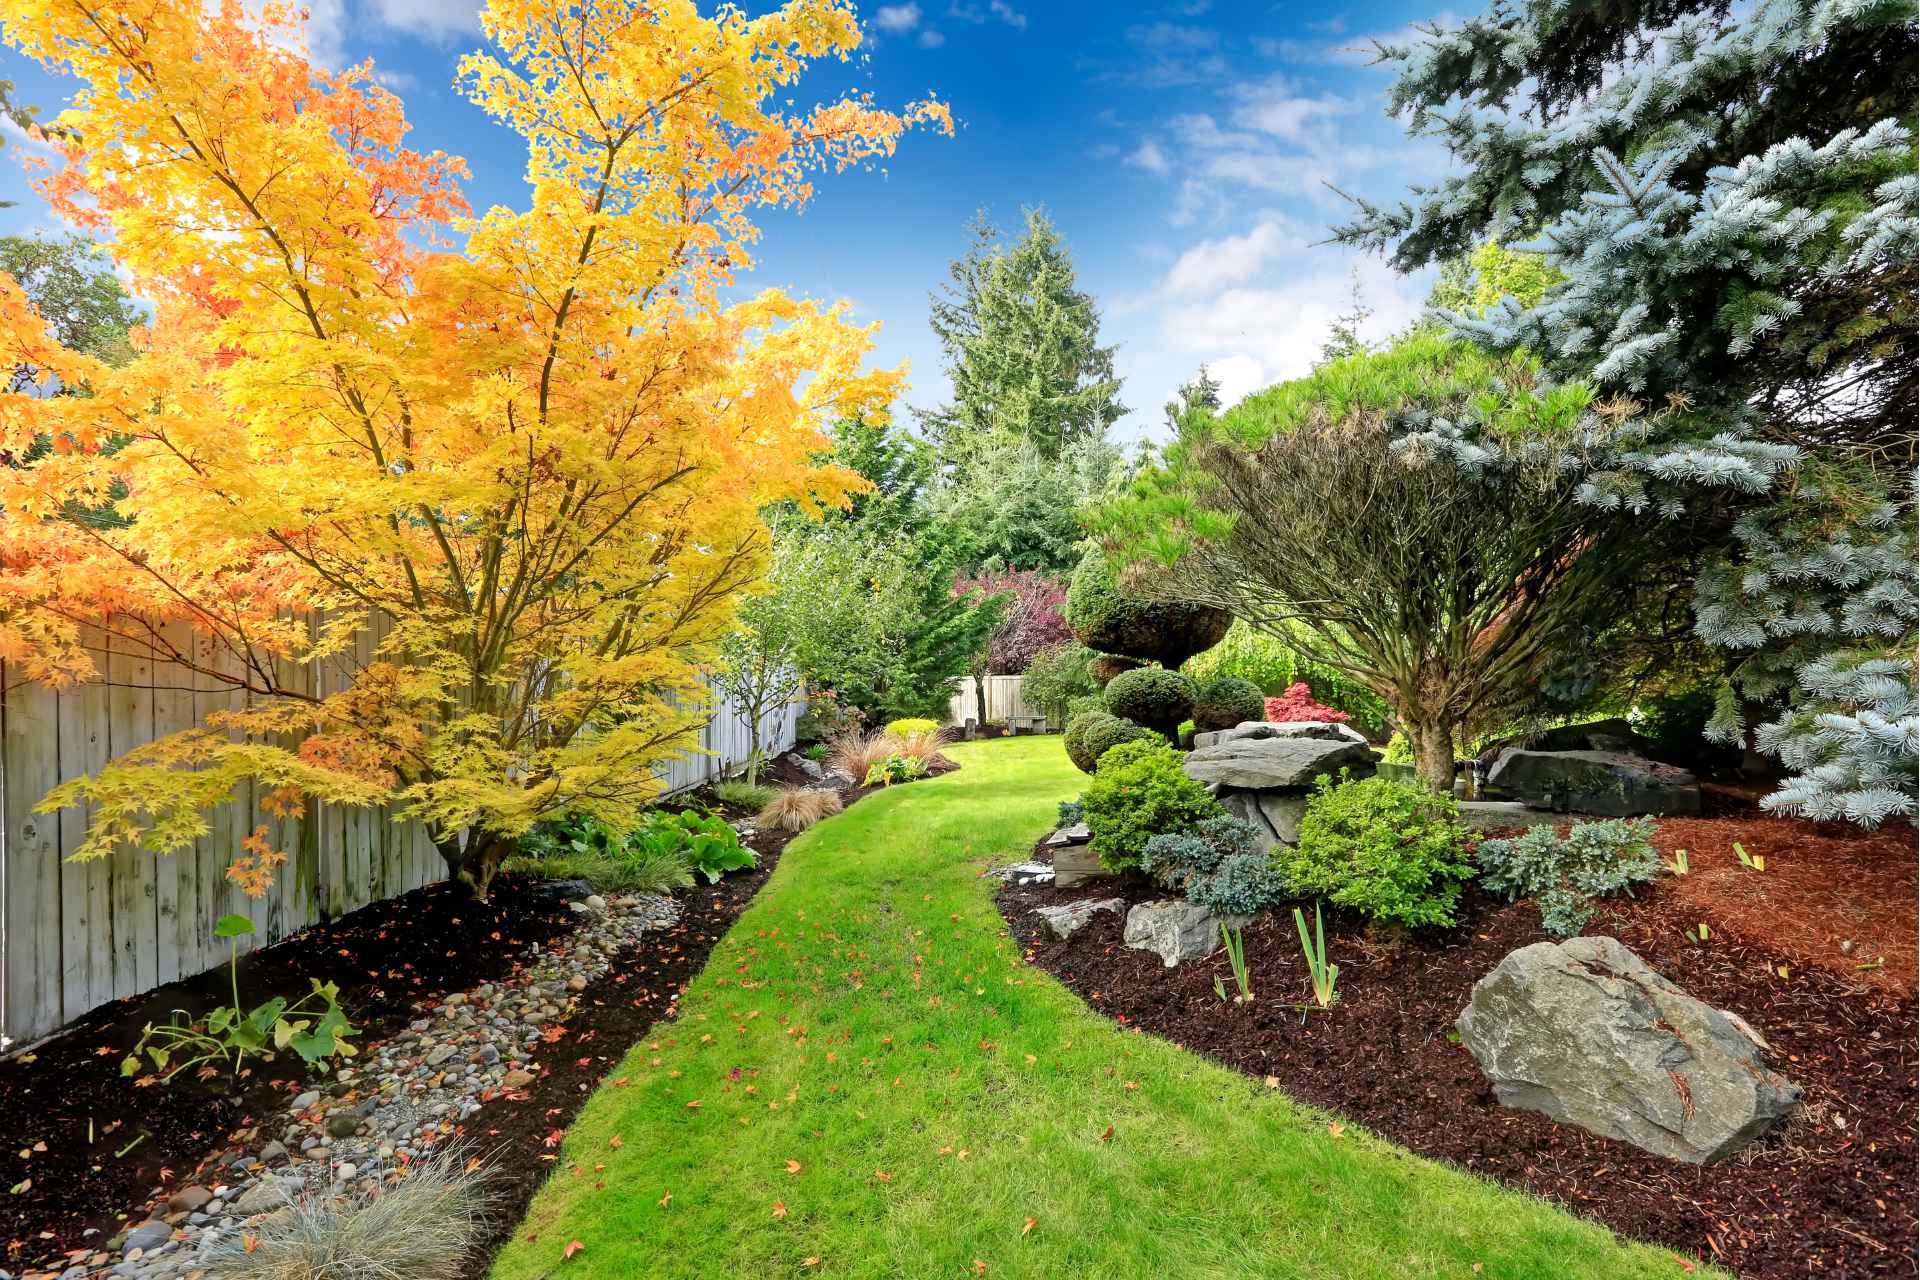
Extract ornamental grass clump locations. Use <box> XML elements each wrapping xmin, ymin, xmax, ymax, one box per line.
<box><xmin>831</xmin><ymin>730</ymin><xmax>905</xmax><ymax>781</ymax></box>
<box><xmin>755</xmin><ymin>787</ymin><xmax>844</xmax><ymax>833</ymax></box>
<box><xmin>1281</xmin><ymin>774</ymin><xmax>1474</xmax><ymax>928</ymax></box>
<box><xmin>1478</xmin><ymin>818</ymin><xmax>1663</xmax><ymax>936</ymax></box>
<box><xmin>201</xmin><ymin>1149</ymin><xmax>491</xmax><ymax>1280</ymax></box>
<box><xmin>1081</xmin><ymin>739</ymin><xmax>1223</xmax><ymax>873</ymax></box>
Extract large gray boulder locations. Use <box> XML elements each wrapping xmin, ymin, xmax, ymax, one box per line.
<box><xmin>1457</xmin><ymin>936</ymin><xmax>1798</xmax><ymax>1163</ymax></box>
<box><xmin>1192</xmin><ymin>720</ymin><xmax>1370</xmax><ymax>750</ymax></box>
<box><xmin>1486</xmin><ymin>748</ymin><xmax>1700</xmax><ymax>817</ymax></box>
<box><xmin>1183</xmin><ymin>735</ymin><xmax>1377</xmax><ymax>790</ymax></box>
<box><xmin>1122</xmin><ymin>899</ymin><xmax>1243</xmax><ymax>967</ymax></box>
<box><xmin>1219</xmin><ymin>790</ymin><xmax>1309</xmax><ymax>851</ymax></box>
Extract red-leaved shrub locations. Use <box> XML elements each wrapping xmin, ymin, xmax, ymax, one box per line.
<box><xmin>1264</xmin><ymin>682</ymin><xmax>1351</xmax><ymax>724</ymax></box>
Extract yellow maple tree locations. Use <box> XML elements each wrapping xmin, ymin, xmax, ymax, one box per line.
<box><xmin>0</xmin><ymin>0</ymin><xmax>949</xmax><ymax>895</ymax></box>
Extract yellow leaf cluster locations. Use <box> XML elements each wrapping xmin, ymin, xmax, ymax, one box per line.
<box><xmin>0</xmin><ymin>0</ymin><xmax>947</xmax><ymax>891</ymax></box>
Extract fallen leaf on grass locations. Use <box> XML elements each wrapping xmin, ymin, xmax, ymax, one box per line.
<box><xmin>658</xmin><ymin>1191</ymin><xmax>672</xmax><ymax>1208</ymax></box>
<box><xmin>1327</xmin><ymin>1123</ymin><xmax>1345</xmax><ymax>1138</ymax></box>
<box><xmin>772</xmin><ymin>1201</ymin><xmax>788</xmax><ymax>1219</ymax></box>
<box><xmin>1097</xmin><ymin>1125</ymin><xmax>1114</xmax><ymax>1143</ymax></box>
<box><xmin>1022</xmin><ymin>1218</ymin><xmax>1036</xmax><ymax>1237</ymax></box>
<box><xmin>608</xmin><ymin>1136</ymin><xmax>623</xmax><ymax>1149</ymax></box>
<box><xmin>803</xmin><ymin>1256</ymin><xmax>820</xmax><ymax>1268</ymax></box>
<box><xmin>563</xmin><ymin>1240</ymin><xmax>585</xmax><ymax>1260</ymax></box>
<box><xmin>786</xmin><ymin>1159</ymin><xmax>803</xmax><ymax>1174</ymax></box>
<box><xmin>873</xmin><ymin>1170</ymin><xmax>893</xmax><ymax>1182</ymax></box>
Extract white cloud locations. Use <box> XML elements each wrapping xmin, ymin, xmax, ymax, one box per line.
<box><xmin>918</xmin><ymin>27</ymin><xmax>946</xmax><ymax>47</ymax></box>
<box><xmin>874</xmin><ymin>3</ymin><xmax>923</xmax><ymax>34</ymax></box>
<box><xmin>1128</xmin><ymin>139</ymin><xmax>1171</xmax><ymax>174</ymax></box>
<box><xmin>990</xmin><ymin>0</ymin><xmax>1027</xmax><ymax>29</ymax></box>
<box><xmin>1253</xmin><ymin>13</ymin><xmax>1461</xmax><ymax>67</ymax></box>
<box><xmin>1206</xmin><ymin>353</ymin><xmax>1265</xmax><ymax>409</ymax></box>
<box><xmin>1162</xmin><ymin>218</ymin><xmax>1313</xmax><ymax>296</ymax></box>
<box><xmin>947</xmin><ymin>1</ymin><xmax>1025</xmax><ymax>28</ymax></box>
<box><xmin>366</xmin><ymin>0</ymin><xmax>481</xmax><ymax>42</ymax></box>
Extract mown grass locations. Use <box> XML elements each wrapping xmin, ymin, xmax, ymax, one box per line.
<box><xmin>491</xmin><ymin>737</ymin><xmax>1705</xmax><ymax>1280</ymax></box>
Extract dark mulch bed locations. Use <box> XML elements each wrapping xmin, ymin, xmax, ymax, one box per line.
<box><xmin>1000</xmin><ymin>812</ymin><xmax>1918</xmax><ymax>1280</ymax></box>
<box><xmin>1</xmin><ymin>873</ymin><xmax>587</xmax><ymax>1271</ymax></box>
<box><xmin>2</xmin><ymin>751</ymin><xmax>914</xmax><ymax>1276</ymax></box>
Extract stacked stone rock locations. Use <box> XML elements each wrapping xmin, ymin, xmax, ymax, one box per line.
<box><xmin>1478</xmin><ymin>718</ymin><xmax>1703</xmax><ymax>817</ymax></box>
<box><xmin>1181</xmin><ymin>721</ymin><xmax>1379</xmax><ymax>850</ymax></box>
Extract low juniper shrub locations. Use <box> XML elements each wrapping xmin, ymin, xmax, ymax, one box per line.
<box><xmin>1081</xmin><ymin>739</ymin><xmax>1223</xmax><ymax>873</ymax></box>
<box><xmin>1281</xmin><ymin>773</ymin><xmax>1473</xmax><ymax>928</ymax></box>
<box><xmin>1478</xmin><ymin>818</ymin><xmax>1663</xmax><ymax>937</ymax></box>
<box><xmin>1140</xmin><ymin>815</ymin><xmax>1285</xmax><ymax>915</ymax></box>
<box><xmin>1057</xmin><ymin>799</ymin><xmax>1085</xmax><ymax>826</ymax></box>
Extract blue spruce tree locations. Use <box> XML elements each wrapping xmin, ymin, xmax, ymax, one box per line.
<box><xmin>1336</xmin><ymin>0</ymin><xmax>1918</xmax><ymax>825</ymax></box>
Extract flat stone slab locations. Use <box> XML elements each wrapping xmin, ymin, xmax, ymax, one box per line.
<box><xmin>1045</xmin><ymin>822</ymin><xmax>1091</xmax><ymax>846</ymax></box>
<box><xmin>1184</xmin><ymin>736</ymin><xmax>1377</xmax><ymax>790</ymax></box>
<box><xmin>1457</xmin><ymin>936</ymin><xmax>1798</xmax><ymax>1163</ymax></box>
<box><xmin>1030</xmin><ymin>897</ymin><xmax>1126</xmax><ymax>940</ymax></box>
<box><xmin>1050</xmin><ymin>842</ymin><xmax>1108</xmax><ymax>889</ymax></box>
<box><xmin>1192</xmin><ymin>720</ymin><xmax>1370</xmax><ymax>750</ymax></box>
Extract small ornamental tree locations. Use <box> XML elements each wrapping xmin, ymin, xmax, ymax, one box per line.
<box><xmin>1091</xmin><ymin>335</ymin><xmax>1729</xmax><ymax>792</ymax></box>
<box><xmin>1264</xmin><ymin>683</ymin><xmax>1350</xmax><ymax>725</ymax></box>
<box><xmin>0</xmin><ymin>0</ymin><xmax>949</xmax><ymax>896</ymax></box>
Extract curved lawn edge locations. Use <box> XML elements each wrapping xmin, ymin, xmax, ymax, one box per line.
<box><xmin>490</xmin><ymin>738</ymin><xmax>1710</xmax><ymax>1279</ymax></box>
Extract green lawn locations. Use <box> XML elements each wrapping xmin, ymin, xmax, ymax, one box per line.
<box><xmin>491</xmin><ymin>738</ymin><xmax>1698</xmax><ymax>1280</ymax></box>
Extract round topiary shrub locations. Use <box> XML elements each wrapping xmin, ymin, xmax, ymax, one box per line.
<box><xmin>1278</xmin><ymin>776</ymin><xmax>1474</xmax><ymax>929</ymax></box>
<box><xmin>1103</xmin><ymin>667</ymin><xmax>1197</xmax><ymax>740</ymax></box>
<box><xmin>1067</xmin><ymin>713</ymin><xmax>1160</xmax><ymax>774</ymax></box>
<box><xmin>1063</xmin><ymin>710</ymin><xmax>1108</xmax><ymax>773</ymax></box>
<box><xmin>1191</xmin><ymin>675</ymin><xmax>1264</xmax><ymax>733</ymax></box>
<box><xmin>1065</xmin><ymin>549</ymin><xmax>1230</xmax><ymax>670</ymax></box>
<box><xmin>1080</xmin><ymin>738</ymin><xmax>1223</xmax><ymax>873</ymax></box>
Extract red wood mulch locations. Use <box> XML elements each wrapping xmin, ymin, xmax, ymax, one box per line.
<box><xmin>999</xmin><ymin>805</ymin><xmax>1917</xmax><ymax>1280</ymax></box>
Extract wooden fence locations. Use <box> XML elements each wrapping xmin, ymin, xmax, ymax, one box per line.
<box><xmin>0</xmin><ymin>624</ymin><xmax>803</xmax><ymax>1049</ymax></box>
<box><xmin>947</xmin><ymin>675</ymin><xmax>1057</xmax><ymax>732</ymax></box>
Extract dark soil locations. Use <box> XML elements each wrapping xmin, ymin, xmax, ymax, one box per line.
<box><xmin>3</xmin><ymin>751</ymin><xmax>914</xmax><ymax>1277</ymax></box>
<box><xmin>1000</xmin><ymin>812</ymin><xmax>1918</xmax><ymax>1280</ymax></box>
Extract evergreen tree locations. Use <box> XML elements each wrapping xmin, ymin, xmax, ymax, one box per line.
<box><xmin>1335</xmin><ymin>0</ymin><xmax>1918</xmax><ymax>826</ymax></box>
<box><xmin>920</xmin><ymin>208</ymin><xmax>1127</xmax><ymax>460</ymax></box>
<box><xmin>1163</xmin><ymin>364</ymin><xmax>1222</xmax><ymax>432</ymax></box>
<box><xmin>1315</xmin><ymin>269</ymin><xmax>1374</xmax><ymax>366</ymax></box>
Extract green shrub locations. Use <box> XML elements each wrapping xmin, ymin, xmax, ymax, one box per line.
<box><xmin>1381</xmin><ymin>732</ymin><xmax>1413</xmax><ymax>764</ymax></box>
<box><xmin>1139</xmin><ymin>814</ymin><xmax>1284</xmax><ymax>915</ymax></box>
<box><xmin>802</xmin><ymin>742</ymin><xmax>830</xmax><ymax>762</ymax></box>
<box><xmin>884</xmin><ymin>717</ymin><xmax>941</xmax><ymax>737</ymax></box>
<box><xmin>508</xmin><ymin>813</ymin><xmax>699</xmax><ymax>893</ymax></box>
<box><xmin>714</xmin><ymin>780</ymin><xmax>777</xmax><ymax>811</ymax></box>
<box><xmin>1021</xmin><ymin>643</ymin><xmax>1102</xmax><ymax>722</ymax></box>
<box><xmin>1191</xmin><ymin>675</ymin><xmax>1264</xmax><ymax>733</ymax></box>
<box><xmin>1064</xmin><ymin>711</ymin><xmax>1158</xmax><ymax>774</ymax></box>
<box><xmin>1065</xmin><ymin>548</ymin><xmax>1230</xmax><ymax>669</ymax></box>
<box><xmin>864</xmin><ymin>753</ymin><xmax>929</xmax><ymax>786</ymax></box>
<box><xmin>1281</xmin><ymin>776</ymin><xmax>1473</xmax><ymax>928</ymax></box>
<box><xmin>1478</xmin><ymin>818</ymin><xmax>1663</xmax><ymax>937</ymax></box>
<box><xmin>1103</xmin><ymin>667</ymin><xmax>1197</xmax><ymax>738</ymax></box>
<box><xmin>1081</xmin><ymin>739</ymin><xmax>1223</xmax><ymax>873</ymax></box>
<box><xmin>647</xmin><ymin>809</ymin><xmax>756</xmax><ymax>883</ymax></box>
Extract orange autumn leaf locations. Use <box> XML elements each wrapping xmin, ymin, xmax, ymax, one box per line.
<box><xmin>563</xmin><ymin>1240</ymin><xmax>585</xmax><ymax>1260</ymax></box>
<box><xmin>772</xmin><ymin>1201</ymin><xmax>788</xmax><ymax>1219</ymax></box>
<box><xmin>786</xmin><ymin>1159</ymin><xmax>803</xmax><ymax>1174</ymax></box>
<box><xmin>1022</xmin><ymin>1217</ymin><xmax>1036</xmax><ymax>1236</ymax></box>
<box><xmin>658</xmin><ymin>1191</ymin><xmax>672</xmax><ymax>1208</ymax></box>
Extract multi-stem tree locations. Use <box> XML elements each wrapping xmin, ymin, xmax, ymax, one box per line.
<box><xmin>1091</xmin><ymin>335</ymin><xmax>1737</xmax><ymax>791</ymax></box>
<box><xmin>0</xmin><ymin>0</ymin><xmax>948</xmax><ymax>895</ymax></box>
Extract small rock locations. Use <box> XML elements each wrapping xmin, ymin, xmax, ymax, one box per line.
<box><xmin>166</xmin><ymin>1186</ymin><xmax>212</xmax><ymax>1214</ymax></box>
<box><xmin>290</xmin><ymin>1090</ymin><xmax>321</xmax><ymax>1111</ymax></box>
<box><xmin>424</xmin><ymin>1044</ymin><xmax>457</xmax><ymax>1067</ymax></box>
<box><xmin>583</xmin><ymin>894</ymin><xmax>608</xmax><ymax>913</ymax></box>
<box><xmin>1030</xmin><ymin>897</ymin><xmax>1126</xmax><ymax>940</ymax></box>
<box><xmin>325</xmin><ymin>1113</ymin><xmax>361</xmax><ymax>1139</ymax></box>
<box><xmin>122</xmin><ymin>1223</ymin><xmax>170</xmax><ymax>1255</ymax></box>
<box><xmin>230</xmin><ymin>1181</ymin><xmax>291</xmax><ymax>1216</ymax></box>
<box><xmin>502</xmin><ymin>1069</ymin><xmax>536</xmax><ymax>1089</ymax></box>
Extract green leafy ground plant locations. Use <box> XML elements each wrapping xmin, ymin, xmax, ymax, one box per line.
<box><xmin>490</xmin><ymin>739</ymin><xmax>1707</xmax><ymax>1279</ymax></box>
<box><xmin>1281</xmin><ymin>774</ymin><xmax>1475</xmax><ymax>928</ymax></box>
<box><xmin>125</xmin><ymin>915</ymin><xmax>357</xmax><ymax>1083</ymax></box>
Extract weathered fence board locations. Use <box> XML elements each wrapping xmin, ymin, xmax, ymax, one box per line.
<box><xmin>947</xmin><ymin>675</ymin><xmax>1057</xmax><ymax>732</ymax></box>
<box><xmin>0</xmin><ymin>647</ymin><xmax>803</xmax><ymax>1049</ymax></box>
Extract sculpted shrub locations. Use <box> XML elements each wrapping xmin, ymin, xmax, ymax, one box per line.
<box><xmin>1103</xmin><ymin>667</ymin><xmax>1197</xmax><ymax>740</ymax></box>
<box><xmin>1192</xmin><ymin>675</ymin><xmax>1264</xmax><ymax>733</ymax></box>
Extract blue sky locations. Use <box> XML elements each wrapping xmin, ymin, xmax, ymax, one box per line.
<box><xmin>0</xmin><ymin>0</ymin><xmax>1462</xmax><ymax>443</ymax></box>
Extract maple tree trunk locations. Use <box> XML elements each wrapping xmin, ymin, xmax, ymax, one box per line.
<box><xmin>1410</xmin><ymin>717</ymin><xmax>1458</xmax><ymax>795</ymax></box>
<box><xmin>441</xmin><ymin>831</ymin><xmax>511</xmax><ymax>901</ymax></box>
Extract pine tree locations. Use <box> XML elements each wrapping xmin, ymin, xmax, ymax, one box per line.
<box><xmin>1163</xmin><ymin>364</ymin><xmax>1222</xmax><ymax>432</ymax></box>
<box><xmin>920</xmin><ymin>208</ymin><xmax>1127</xmax><ymax>460</ymax></box>
<box><xmin>1335</xmin><ymin>0</ymin><xmax>1918</xmax><ymax>826</ymax></box>
<box><xmin>1315</xmin><ymin>269</ymin><xmax>1374</xmax><ymax>366</ymax></box>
